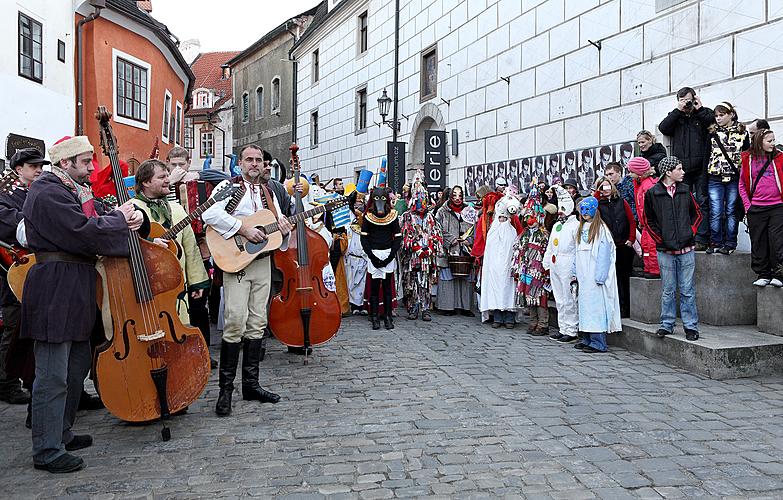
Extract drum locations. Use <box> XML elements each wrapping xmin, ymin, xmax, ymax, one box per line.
<box><xmin>448</xmin><ymin>255</ymin><xmax>473</xmax><ymax>277</ymax></box>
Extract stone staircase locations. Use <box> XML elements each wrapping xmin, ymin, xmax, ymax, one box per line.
<box><xmin>609</xmin><ymin>251</ymin><xmax>783</xmax><ymax>379</ymax></box>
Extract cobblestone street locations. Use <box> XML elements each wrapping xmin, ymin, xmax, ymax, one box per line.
<box><xmin>2</xmin><ymin>314</ymin><xmax>783</xmax><ymax>498</ymax></box>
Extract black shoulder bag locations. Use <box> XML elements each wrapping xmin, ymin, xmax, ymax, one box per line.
<box><xmin>749</xmin><ymin>156</ymin><xmax>774</xmax><ymax>202</ymax></box>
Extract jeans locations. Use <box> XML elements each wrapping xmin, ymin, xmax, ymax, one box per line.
<box><xmin>31</xmin><ymin>340</ymin><xmax>91</xmax><ymax>465</ymax></box>
<box><xmin>583</xmin><ymin>332</ymin><xmax>607</xmax><ymax>351</ymax></box>
<box><xmin>708</xmin><ymin>179</ymin><xmax>739</xmax><ymax>249</ymax></box>
<box><xmin>492</xmin><ymin>309</ymin><xmax>515</xmax><ymax>324</ymax></box>
<box><xmin>684</xmin><ymin>170</ymin><xmax>710</xmax><ymax>244</ymax></box>
<box><xmin>657</xmin><ymin>250</ymin><xmax>699</xmax><ymax>333</ymax></box>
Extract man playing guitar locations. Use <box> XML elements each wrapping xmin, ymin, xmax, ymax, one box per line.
<box><xmin>202</xmin><ymin>144</ymin><xmax>295</xmax><ymax>417</ymax></box>
<box><xmin>0</xmin><ymin>148</ymin><xmax>46</xmax><ymax>406</ymax></box>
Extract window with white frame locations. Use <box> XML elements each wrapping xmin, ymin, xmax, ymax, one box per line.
<box><xmin>242</xmin><ymin>92</ymin><xmax>249</xmax><ymax>123</ymax></box>
<box><xmin>18</xmin><ymin>12</ymin><xmax>43</xmax><ymax>83</ymax></box>
<box><xmin>271</xmin><ymin>77</ymin><xmax>280</xmax><ymax>114</ymax></box>
<box><xmin>195</xmin><ymin>90</ymin><xmax>210</xmax><ymax>109</ymax></box>
<box><xmin>115</xmin><ymin>53</ymin><xmax>149</xmax><ymax>126</ymax></box>
<box><xmin>420</xmin><ymin>45</ymin><xmax>437</xmax><ymax>102</ymax></box>
<box><xmin>174</xmin><ymin>102</ymin><xmax>182</xmax><ymax>146</ymax></box>
<box><xmin>255</xmin><ymin>86</ymin><xmax>264</xmax><ymax>118</ymax></box>
<box><xmin>162</xmin><ymin>91</ymin><xmax>172</xmax><ymax>143</ymax></box>
<box><xmin>184</xmin><ymin>118</ymin><xmax>193</xmax><ymax>149</ymax></box>
<box><xmin>356</xmin><ymin>86</ymin><xmax>367</xmax><ymax>132</ymax></box>
<box><xmin>358</xmin><ymin>11</ymin><xmax>368</xmax><ymax>54</ymax></box>
<box><xmin>201</xmin><ymin>130</ymin><xmax>214</xmax><ymax>158</ymax></box>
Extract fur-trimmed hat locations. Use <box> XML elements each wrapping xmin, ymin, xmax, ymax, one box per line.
<box><xmin>48</xmin><ymin>136</ymin><xmax>94</xmax><ymax>166</ymax></box>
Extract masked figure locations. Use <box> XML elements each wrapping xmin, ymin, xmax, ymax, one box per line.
<box><xmin>436</xmin><ymin>185</ymin><xmax>476</xmax><ymax>316</ymax></box>
<box><xmin>360</xmin><ymin>187</ymin><xmax>402</xmax><ymax>330</ymax></box>
<box><xmin>346</xmin><ymin>193</ymin><xmax>368</xmax><ymax>315</ymax></box>
<box><xmin>542</xmin><ymin>185</ymin><xmax>580</xmax><ymax>342</ymax></box>
<box><xmin>400</xmin><ymin>182</ymin><xmax>443</xmax><ymax>321</ymax></box>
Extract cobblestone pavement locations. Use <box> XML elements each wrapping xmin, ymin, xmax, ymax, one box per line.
<box><xmin>2</xmin><ymin>314</ymin><xmax>783</xmax><ymax>499</ymax></box>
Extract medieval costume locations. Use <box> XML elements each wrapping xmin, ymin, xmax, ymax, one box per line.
<box><xmin>21</xmin><ymin>136</ymin><xmax>132</xmax><ymax>472</ymax></box>
<box><xmin>436</xmin><ymin>186</ymin><xmax>476</xmax><ymax>316</ymax></box>
<box><xmin>543</xmin><ymin>186</ymin><xmax>580</xmax><ymax>342</ymax></box>
<box><xmin>400</xmin><ymin>184</ymin><xmax>442</xmax><ymax>321</ymax></box>
<box><xmin>479</xmin><ymin>194</ymin><xmax>523</xmax><ymax>326</ymax></box>
<box><xmin>512</xmin><ymin>188</ymin><xmax>550</xmax><ymax>334</ymax></box>
<box><xmin>360</xmin><ymin>187</ymin><xmax>402</xmax><ymax>330</ymax></box>
<box><xmin>574</xmin><ymin>197</ymin><xmax>622</xmax><ymax>353</ymax></box>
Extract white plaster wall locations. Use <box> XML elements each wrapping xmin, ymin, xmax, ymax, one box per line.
<box><xmin>1</xmin><ymin>0</ymin><xmax>76</xmax><ymax>158</ymax></box>
<box><xmin>292</xmin><ymin>0</ymin><xmax>783</xmax><ymax>185</ymax></box>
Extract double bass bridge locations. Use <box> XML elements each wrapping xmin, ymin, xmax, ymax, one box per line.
<box><xmin>138</xmin><ymin>330</ymin><xmax>166</xmax><ymax>341</ymax></box>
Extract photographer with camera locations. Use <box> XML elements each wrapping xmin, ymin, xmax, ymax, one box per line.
<box><xmin>659</xmin><ymin>87</ymin><xmax>714</xmax><ymax>250</ymax></box>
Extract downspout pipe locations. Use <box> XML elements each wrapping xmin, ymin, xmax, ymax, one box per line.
<box><xmin>76</xmin><ymin>6</ymin><xmax>102</xmax><ymax>135</ymax></box>
<box><xmin>287</xmin><ymin>22</ymin><xmax>299</xmax><ymax>144</ymax></box>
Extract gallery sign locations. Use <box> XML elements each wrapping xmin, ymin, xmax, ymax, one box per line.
<box><xmin>424</xmin><ymin>130</ymin><xmax>446</xmax><ymax>196</ymax></box>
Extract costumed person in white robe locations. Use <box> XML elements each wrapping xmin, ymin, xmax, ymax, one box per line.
<box><xmin>573</xmin><ymin>196</ymin><xmax>622</xmax><ymax>353</ymax></box>
<box><xmin>346</xmin><ymin>192</ymin><xmax>368</xmax><ymax>315</ymax></box>
<box><xmin>543</xmin><ymin>185</ymin><xmax>580</xmax><ymax>343</ymax></box>
<box><xmin>479</xmin><ymin>193</ymin><xmax>523</xmax><ymax>326</ymax></box>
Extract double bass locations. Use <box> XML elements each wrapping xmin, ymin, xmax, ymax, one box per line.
<box><xmin>93</xmin><ymin>107</ymin><xmax>211</xmax><ymax>439</ymax></box>
<box><xmin>268</xmin><ymin>144</ymin><xmax>341</xmax><ymax>362</ymax></box>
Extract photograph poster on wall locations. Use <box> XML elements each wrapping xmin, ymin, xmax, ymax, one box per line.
<box><xmin>463</xmin><ymin>140</ymin><xmax>637</xmax><ymax>197</ymax></box>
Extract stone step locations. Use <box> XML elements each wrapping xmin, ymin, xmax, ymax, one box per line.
<box><xmin>757</xmin><ymin>286</ymin><xmax>783</xmax><ymax>336</ymax></box>
<box><xmin>630</xmin><ymin>251</ymin><xmax>757</xmax><ymax>326</ymax></box>
<box><xmin>610</xmin><ymin>319</ymin><xmax>783</xmax><ymax>379</ymax></box>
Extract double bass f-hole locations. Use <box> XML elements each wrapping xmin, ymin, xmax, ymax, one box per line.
<box><xmin>159</xmin><ymin>310</ymin><xmax>185</xmax><ymax>344</ymax></box>
<box><xmin>115</xmin><ymin>319</ymin><xmax>135</xmax><ymax>361</ymax></box>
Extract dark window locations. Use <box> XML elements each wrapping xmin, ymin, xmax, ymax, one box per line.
<box><xmin>57</xmin><ymin>40</ymin><xmax>65</xmax><ymax>63</ymax></box>
<box><xmin>174</xmin><ymin>102</ymin><xmax>182</xmax><ymax>145</ymax></box>
<box><xmin>242</xmin><ymin>92</ymin><xmax>249</xmax><ymax>123</ymax></box>
<box><xmin>358</xmin><ymin>12</ymin><xmax>368</xmax><ymax>53</ymax></box>
<box><xmin>201</xmin><ymin>131</ymin><xmax>214</xmax><ymax>158</ymax></box>
<box><xmin>357</xmin><ymin>87</ymin><xmax>367</xmax><ymax>131</ymax></box>
<box><xmin>271</xmin><ymin>78</ymin><xmax>281</xmax><ymax>113</ymax></box>
<box><xmin>184</xmin><ymin>118</ymin><xmax>194</xmax><ymax>149</ymax></box>
<box><xmin>420</xmin><ymin>46</ymin><xmax>437</xmax><ymax>101</ymax></box>
<box><xmin>312</xmin><ymin>49</ymin><xmax>319</xmax><ymax>83</ymax></box>
<box><xmin>255</xmin><ymin>87</ymin><xmax>264</xmax><ymax>118</ymax></box>
<box><xmin>18</xmin><ymin>12</ymin><xmax>43</xmax><ymax>82</ymax></box>
<box><xmin>116</xmin><ymin>57</ymin><xmax>148</xmax><ymax>122</ymax></box>
<box><xmin>311</xmin><ymin>111</ymin><xmax>319</xmax><ymax>146</ymax></box>
<box><xmin>162</xmin><ymin>93</ymin><xmax>172</xmax><ymax>141</ymax></box>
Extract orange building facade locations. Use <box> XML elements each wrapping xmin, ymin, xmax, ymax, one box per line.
<box><xmin>77</xmin><ymin>1</ymin><xmax>192</xmax><ymax>172</ymax></box>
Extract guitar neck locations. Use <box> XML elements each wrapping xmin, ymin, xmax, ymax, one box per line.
<box><xmin>161</xmin><ymin>197</ymin><xmax>220</xmax><ymax>239</ymax></box>
<box><xmin>264</xmin><ymin>204</ymin><xmax>330</xmax><ymax>234</ymax></box>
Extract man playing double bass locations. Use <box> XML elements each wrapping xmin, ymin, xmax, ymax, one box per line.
<box><xmin>202</xmin><ymin>144</ymin><xmax>294</xmax><ymax>417</ymax></box>
<box><xmin>20</xmin><ymin>136</ymin><xmax>143</xmax><ymax>473</ymax></box>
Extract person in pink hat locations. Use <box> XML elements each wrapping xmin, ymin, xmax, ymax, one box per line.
<box><xmin>628</xmin><ymin>157</ymin><xmax>660</xmax><ymax>278</ymax></box>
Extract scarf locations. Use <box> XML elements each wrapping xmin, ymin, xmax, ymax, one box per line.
<box><xmin>50</xmin><ymin>165</ymin><xmax>97</xmax><ymax>217</ymax></box>
<box><xmin>448</xmin><ymin>201</ymin><xmax>464</xmax><ymax>213</ymax></box>
<box><xmin>135</xmin><ymin>191</ymin><xmax>172</xmax><ymax>228</ymax></box>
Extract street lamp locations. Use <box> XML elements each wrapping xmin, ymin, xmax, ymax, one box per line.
<box><xmin>377</xmin><ymin>89</ymin><xmax>399</xmax><ymax>131</ymax></box>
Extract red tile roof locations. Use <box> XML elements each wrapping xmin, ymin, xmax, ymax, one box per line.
<box><xmin>136</xmin><ymin>1</ymin><xmax>153</xmax><ymax>12</ymax></box>
<box><xmin>187</xmin><ymin>51</ymin><xmax>240</xmax><ymax>117</ymax></box>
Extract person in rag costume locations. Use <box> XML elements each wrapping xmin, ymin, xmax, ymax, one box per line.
<box><xmin>479</xmin><ymin>193</ymin><xmax>523</xmax><ymax>326</ymax></box>
<box><xmin>512</xmin><ymin>185</ymin><xmax>550</xmax><ymax>333</ymax></box>
<box><xmin>436</xmin><ymin>185</ymin><xmax>476</xmax><ymax>316</ymax></box>
<box><xmin>360</xmin><ymin>187</ymin><xmax>402</xmax><ymax>330</ymax></box>
<box><xmin>400</xmin><ymin>181</ymin><xmax>443</xmax><ymax>322</ymax></box>
<box><xmin>543</xmin><ymin>185</ymin><xmax>581</xmax><ymax>342</ymax></box>
<box><xmin>346</xmin><ymin>192</ymin><xmax>368</xmax><ymax>314</ymax></box>
<box><xmin>573</xmin><ymin>196</ymin><xmax>622</xmax><ymax>353</ymax></box>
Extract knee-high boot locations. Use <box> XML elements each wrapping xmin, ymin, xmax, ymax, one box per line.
<box><xmin>241</xmin><ymin>339</ymin><xmax>280</xmax><ymax>404</ymax></box>
<box><xmin>216</xmin><ymin>340</ymin><xmax>241</xmax><ymax>416</ymax></box>
<box><xmin>369</xmin><ymin>297</ymin><xmax>381</xmax><ymax>330</ymax></box>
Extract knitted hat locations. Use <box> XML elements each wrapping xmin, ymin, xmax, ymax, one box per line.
<box><xmin>48</xmin><ymin>136</ymin><xmax>93</xmax><ymax>166</ymax></box>
<box><xmin>658</xmin><ymin>156</ymin><xmax>681</xmax><ymax>177</ymax></box>
<box><xmin>627</xmin><ymin>156</ymin><xmax>651</xmax><ymax>176</ymax></box>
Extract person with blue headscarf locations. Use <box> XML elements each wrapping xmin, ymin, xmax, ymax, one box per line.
<box><xmin>572</xmin><ymin>196</ymin><xmax>622</xmax><ymax>353</ymax></box>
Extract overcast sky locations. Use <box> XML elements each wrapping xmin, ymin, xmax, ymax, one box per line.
<box><xmin>151</xmin><ymin>0</ymin><xmax>321</xmax><ymax>52</ymax></box>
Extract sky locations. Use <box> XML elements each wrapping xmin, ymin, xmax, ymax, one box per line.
<box><xmin>151</xmin><ymin>0</ymin><xmax>321</xmax><ymax>53</ymax></box>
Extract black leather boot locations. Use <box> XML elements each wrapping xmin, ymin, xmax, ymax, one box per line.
<box><xmin>215</xmin><ymin>341</ymin><xmax>241</xmax><ymax>416</ymax></box>
<box><xmin>370</xmin><ymin>297</ymin><xmax>381</xmax><ymax>330</ymax></box>
<box><xmin>241</xmin><ymin>339</ymin><xmax>280</xmax><ymax>404</ymax></box>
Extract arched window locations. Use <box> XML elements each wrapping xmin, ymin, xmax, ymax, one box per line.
<box><xmin>255</xmin><ymin>86</ymin><xmax>264</xmax><ymax>118</ymax></box>
<box><xmin>271</xmin><ymin>77</ymin><xmax>281</xmax><ymax>114</ymax></box>
<box><xmin>195</xmin><ymin>90</ymin><xmax>210</xmax><ymax>109</ymax></box>
<box><xmin>241</xmin><ymin>92</ymin><xmax>249</xmax><ymax>123</ymax></box>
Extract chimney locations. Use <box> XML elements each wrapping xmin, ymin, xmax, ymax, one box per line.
<box><xmin>137</xmin><ymin>1</ymin><xmax>153</xmax><ymax>12</ymax></box>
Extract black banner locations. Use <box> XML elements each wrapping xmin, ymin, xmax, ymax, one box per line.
<box><xmin>6</xmin><ymin>133</ymin><xmax>45</xmax><ymax>161</ymax></box>
<box><xmin>424</xmin><ymin>130</ymin><xmax>446</xmax><ymax>195</ymax></box>
<box><xmin>386</xmin><ymin>141</ymin><xmax>406</xmax><ymax>194</ymax></box>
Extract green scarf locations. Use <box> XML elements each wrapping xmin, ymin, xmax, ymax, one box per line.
<box><xmin>135</xmin><ymin>191</ymin><xmax>172</xmax><ymax>228</ymax></box>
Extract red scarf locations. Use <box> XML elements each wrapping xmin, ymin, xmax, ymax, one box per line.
<box><xmin>449</xmin><ymin>201</ymin><xmax>464</xmax><ymax>213</ymax></box>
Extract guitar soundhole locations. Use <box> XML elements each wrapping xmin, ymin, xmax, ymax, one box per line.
<box><xmin>246</xmin><ymin>240</ymin><xmax>269</xmax><ymax>254</ymax></box>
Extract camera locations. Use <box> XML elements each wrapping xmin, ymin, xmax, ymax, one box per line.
<box><xmin>684</xmin><ymin>100</ymin><xmax>694</xmax><ymax>109</ymax></box>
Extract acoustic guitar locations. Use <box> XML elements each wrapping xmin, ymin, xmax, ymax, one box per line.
<box><xmin>206</xmin><ymin>196</ymin><xmax>349</xmax><ymax>273</ymax></box>
<box><xmin>0</xmin><ymin>169</ymin><xmax>29</xmax><ymax>271</ymax></box>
